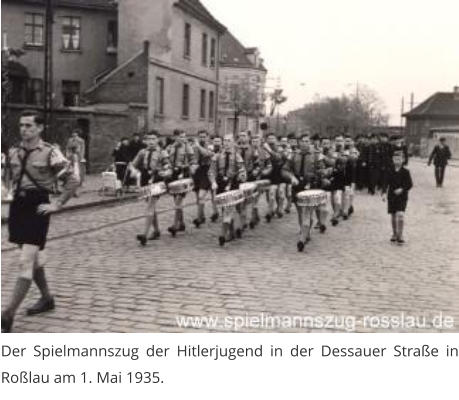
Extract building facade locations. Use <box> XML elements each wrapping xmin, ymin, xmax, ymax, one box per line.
<box><xmin>218</xmin><ymin>31</ymin><xmax>267</xmax><ymax>136</ymax></box>
<box><xmin>112</xmin><ymin>0</ymin><xmax>226</xmax><ymax>136</ymax></box>
<box><xmin>2</xmin><ymin>0</ymin><xmax>118</xmax><ymax>108</ymax></box>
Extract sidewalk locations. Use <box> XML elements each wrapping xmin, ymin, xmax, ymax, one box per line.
<box><xmin>1</xmin><ymin>174</ymin><xmax>139</xmax><ymax>224</ymax></box>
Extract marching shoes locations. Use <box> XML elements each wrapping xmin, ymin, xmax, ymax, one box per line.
<box><xmin>297</xmin><ymin>241</ymin><xmax>305</xmax><ymax>252</ymax></box>
<box><xmin>1</xmin><ymin>313</ymin><xmax>14</xmax><ymax>333</ymax></box>
<box><xmin>193</xmin><ymin>218</ymin><xmax>206</xmax><ymax>228</ymax></box>
<box><xmin>27</xmin><ymin>296</ymin><xmax>55</xmax><ymax>316</ymax></box>
<box><xmin>136</xmin><ymin>234</ymin><xmax>147</xmax><ymax>246</ymax></box>
<box><xmin>148</xmin><ymin>231</ymin><xmax>161</xmax><ymax>241</ymax></box>
<box><xmin>348</xmin><ymin>206</ymin><xmax>354</xmax><ymax>216</ymax></box>
<box><xmin>210</xmin><ymin>213</ymin><xmax>219</xmax><ymax>223</ymax></box>
<box><xmin>167</xmin><ymin>226</ymin><xmax>177</xmax><ymax>237</ymax></box>
<box><xmin>218</xmin><ymin>236</ymin><xmax>226</xmax><ymax>247</ymax></box>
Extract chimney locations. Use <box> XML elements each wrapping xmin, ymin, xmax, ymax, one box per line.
<box><xmin>454</xmin><ymin>86</ymin><xmax>459</xmax><ymax>100</ymax></box>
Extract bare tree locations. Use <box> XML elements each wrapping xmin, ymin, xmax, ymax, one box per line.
<box><xmin>294</xmin><ymin>85</ymin><xmax>389</xmax><ymax>136</ymax></box>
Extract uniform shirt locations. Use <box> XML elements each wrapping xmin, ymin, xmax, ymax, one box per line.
<box><xmin>283</xmin><ymin>150</ymin><xmax>316</xmax><ymax>183</ymax></box>
<box><xmin>132</xmin><ymin>147</ymin><xmax>170</xmax><ymax>175</ymax></box>
<box><xmin>167</xmin><ymin>143</ymin><xmax>197</xmax><ymax>171</ymax></box>
<box><xmin>9</xmin><ymin>140</ymin><xmax>79</xmax><ymax>205</ymax></box>
<box><xmin>237</xmin><ymin>144</ymin><xmax>255</xmax><ymax>173</ymax></box>
<box><xmin>194</xmin><ymin>143</ymin><xmax>214</xmax><ymax>167</ymax></box>
<box><xmin>209</xmin><ymin>150</ymin><xmax>246</xmax><ymax>183</ymax></box>
<box><xmin>249</xmin><ymin>147</ymin><xmax>272</xmax><ymax>179</ymax></box>
<box><xmin>428</xmin><ymin>145</ymin><xmax>451</xmax><ymax>167</ymax></box>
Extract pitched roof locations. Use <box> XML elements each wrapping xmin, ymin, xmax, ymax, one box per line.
<box><xmin>174</xmin><ymin>0</ymin><xmax>226</xmax><ymax>33</ymax></box>
<box><xmin>220</xmin><ymin>31</ymin><xmax>267</xmax><ymax>71</ymax></box>
<box><xmin>404</xmin><ymin>92</ymin><xmax>459</xmax><ymax>118</ymax></box>
<box><xmin>6</xmin><ymin>0</ymin><xmax>117</xmax><ymax>11</ymax></box>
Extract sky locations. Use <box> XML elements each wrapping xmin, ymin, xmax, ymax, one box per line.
<box><xmin>203</xmin><ymin>0</ymin><xmax>459</xmax><ymax>124</ymax></box>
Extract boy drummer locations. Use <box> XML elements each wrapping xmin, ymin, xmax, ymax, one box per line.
<box><xmin>166</xmin><ymin>130</ymin><xmax>197</xmax><ymax>237</ymax></box>
<box><xmin>382</xmin><ymin>151</ymin><xmax>413</xmax><ymax>245</ymax></box>
<box><xmin>133</xmin><ymin>131</ymin><xmax>171</xmax><ymax>246</ymax></box>
<box><xmin>247</xmin><ymin>134</ymin><xmax>272</xmax><ymax>228</ymax></box>
<box><xmin>209</xmin><ymin>135</ymin><xmax>246</xmax><ymax>246</ymax></box>
<box><xmin>282</xmin><ymin>134</ymin><xmax>318</xmax><ymax>252</ymax></box>
<box><xmin>192</xmin><ymin>130</ymin><xmax>214</xmax><ymax>228</ymax></box>
<box><xmin>2</xmin><ymin>110</ymin><xmax>79</xmax><ymax>333</ymax></box>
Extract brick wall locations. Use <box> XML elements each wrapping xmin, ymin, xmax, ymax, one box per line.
<box><xmin>85</xmin><ymin>51</ymin><xmax>148</xmax><ymax>104</ymax></box>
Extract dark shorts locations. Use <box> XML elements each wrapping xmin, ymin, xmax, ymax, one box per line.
<box><xmin>387</xmin><ymin>195</ymin><xmax>408</xmax><ymax>214</ymax></box>
<box><xmin>193</xmin><ymin>165</ymin><xmax>211</xmax><ymax>191</ymax></box>
<box><xmin>140</xmin><ymin>171</ymin><xmax>163</xmax><ymax>187</ymax></box>
<box><xmin>216</xmin><ymin>177</ymin><xmax>239</xmax><ymax>195</ymax></box>
<box><xmin>8</xmin><ymin>190</ymin><xmax>51</xmax><ymax>250</ymax></box>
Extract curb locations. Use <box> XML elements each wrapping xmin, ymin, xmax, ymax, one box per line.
<box><xmin>1</xmin><ymin>192</ymin><xmax>139</xmax><ymax>225</ymax></box>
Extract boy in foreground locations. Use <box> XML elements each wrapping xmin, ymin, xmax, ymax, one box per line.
<box><xmin>382</xmin><ymin>151</ymin><xmax>413</xmax><ymax>245</ymax></box>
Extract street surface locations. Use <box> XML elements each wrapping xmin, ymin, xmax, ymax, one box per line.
<box><xmin>1</xmin><ymin>161</ymin><xmax>459</xmax><ymax>332</ymax></box>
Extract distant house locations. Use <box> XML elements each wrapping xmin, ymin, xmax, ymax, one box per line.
<box><xmin>218</xmin><ymin>31</ymin><xmax>267</xmax><ymax>136</ymax></box>
<box><xmin>403</xmin><ymin>87</ymin><xmax>459</xmax><ymax>144</ymax></box>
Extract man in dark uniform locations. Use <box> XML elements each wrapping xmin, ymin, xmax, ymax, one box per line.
<box><xmin>128</xmin><ymin>133</ymin><xmax>146</xmax><ymax>161</ymax></box>
<box><xmin>428</xmin><ymin>137</ymin><xmax>452</xmax><ymax>187</ymax></box>
<box><xmin>366</xmin><ymin>134</ymin><xmax>381</xmax><ymax>195</ymax></box>
<box><xmin>132</xmin><ymin>131</ymin><xmax>171</xmax><ymax>246</ymax></box>
<box><xmin>378</xmin><ymin>132</ymin><xmax>392</xmax><ymax>191</ymax></box>
<box><xmin>2</xmin><ymin>110</ymin><xmax>79</xmax><ymax>333</ymax></box>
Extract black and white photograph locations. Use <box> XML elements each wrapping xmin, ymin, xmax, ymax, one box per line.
<box><xmin>1</xmin><ymin>0</ymin><xmax>459</xmax><ymax>334</ymax></box>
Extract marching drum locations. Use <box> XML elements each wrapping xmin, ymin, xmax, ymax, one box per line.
<box><xmin>168</xmin><ymin>178</ymin><xmax>194</xmax><ymax>195</ymax></box>
<box><xmin>139</xmin><ymin>182</ymin><xmax>167</xmax><ymax>200</ymax></box>
<box><xmin>239</xmin><ymin>182</ymin><xmax>258</xmax><ymax>202</ymax></box>
<box><xmin>253</xmin><ymin>179</ymin><xmax>271</xmax><ymax>193</ymax></box>
<box><xmin>296</xmin><ymin>190</ymin><xmax>327</xmax><ymax>208</ymax></box>
<box><xmin>215</xmin><ymin>190</ymin><xmax>245</xmax><ymax>209</ymax></box>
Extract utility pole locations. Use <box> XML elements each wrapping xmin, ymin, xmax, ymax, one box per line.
<box><xmin>43</xmin><ymin>0</ymin><xmax>54</xmax><ymax>141</ymax></box>
<box><xmin>400</xmin><ymin>96</ymin><xmax>405</xmax><ymax>127</ymax></box>
<box><xmin>410</xmin><ymin>93</ymin><xmax>414</xmax><ymax>110</ymax></box>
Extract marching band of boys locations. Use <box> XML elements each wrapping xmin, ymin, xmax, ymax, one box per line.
<box><xmin>129</xmin><ymin>128</ymin><xmax>412</xmax><ymax>251</ymax></box>
<box><xmin>1</xmin><ymin>110</ymin><xmax>413</xmax><ymax>333</ymax></box>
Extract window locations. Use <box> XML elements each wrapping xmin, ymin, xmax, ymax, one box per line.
<box><xmin>155</xmin><ymin>77</ymin><xmax>164</xmax><ymax>116</ymax></box>
<box><xmin>209</xmin><ymin>91</ymin><xmax>215</xmax><ymax>121</ymax></box>
<box><xmin>200</xmin><ymin>89</ymin><xmax>206</xmax><ymax>119</ymax></box>
<box><xmin>62</xmin><ymin>80</ymin><xmax>80</xmax><ymax>106</ymax></box>
<box><xmin>107</xmin><ymin>20</ymin><xmax>118</xmax><ymax>50</ymax></box>
<box><xmin>182</xmin><ymin>84</ymin><xmax>190</xmax><ymax>118</ymax></box>
<box><xmin>27</xmin><ymin>78</ymin><xmax>43</xmax><ymax>105</ymax></box>
<box><xmin>210</xmin><ymin>38</ymin><xmax>216</xmax><ymax>68</ymax></box>
<box><xmin>201</xmin><ymin>33</ymin><xmax>208</xmax><ymax>66</ymax></box>
<box><xmin>62</xmin><ymin>16</ymin><xmax>81</xmax><ymax>50</ymax></box>
<box><xmin>184</xmin><ymin>23</ymin><xmax>191</xmax><ymax>58</ymax></box>
<box><xmin>25</xmin><ymin>13</ymin><xmax>44</xmax><ymax>46</ymax></box>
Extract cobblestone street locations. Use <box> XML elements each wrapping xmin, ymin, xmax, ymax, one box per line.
<box><xmin>1</xmin><ymin>161</ymin><xmax>459</xmax><ymax>333</ymax></box>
